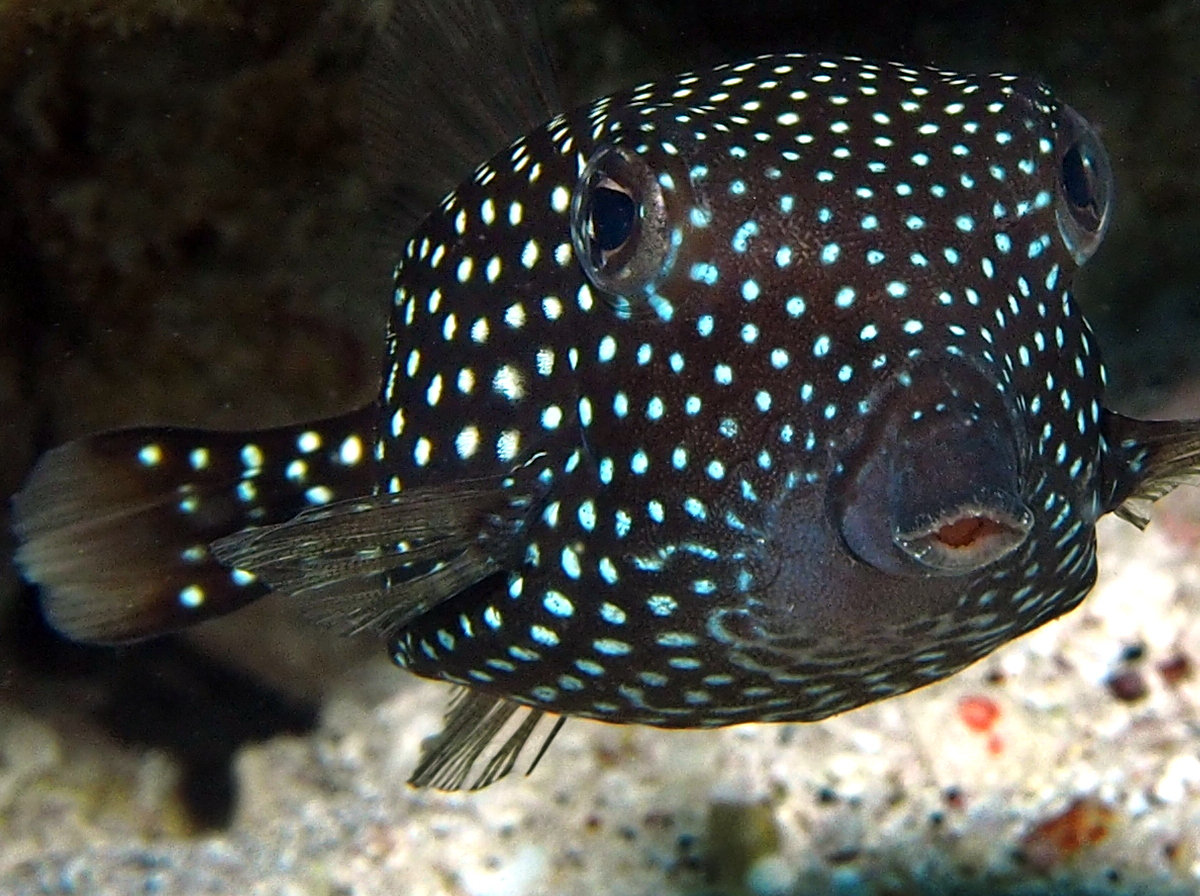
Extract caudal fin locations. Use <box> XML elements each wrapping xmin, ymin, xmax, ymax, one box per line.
<box><xmin>11</xmin><ymin>406</ymin><xmax>378</xmax><ymax>643</ymax></box>
<box><xmin>1102</xmin><ymin>412</ymin><xmax>1200</xmax><ymax>528</ymax></box>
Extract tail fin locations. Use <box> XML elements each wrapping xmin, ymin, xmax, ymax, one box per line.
<box><xmin>11</xmin><ymin>405</ymin><xmax>378</xmax><ymax>644</ymax></box>
<box><xmin>1101</xmin><ymin>411</ymin><xmax>1200</xmax><ymax>528</ymax></box>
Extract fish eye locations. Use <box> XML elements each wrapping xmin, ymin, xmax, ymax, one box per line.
<box><xmin>1053</xmin><ymin>106</ymin><xmax>1112</xmax><ymax>265</ymax></box>
<box><xmin>1061</xmin><ymin>144</ymin><xmax>1096</xmax><ymax>210</ymax></box>
<box><xmin>589</xmin><ymin>179</ymin><xmax>637</xmax><ymax>253</ymax></box>
<box><xmin>571</xmin><ymin>145</ymin><xmax>672</xmax><ymax>297</ymax></box>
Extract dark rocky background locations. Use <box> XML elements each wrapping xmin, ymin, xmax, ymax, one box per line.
<box><xmin>0</xmin><ymin>0</ymin><xmax>1197</xmax><ymax>836</ymax></box>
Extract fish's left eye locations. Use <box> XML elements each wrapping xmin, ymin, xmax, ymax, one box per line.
<box><xmin>1053</xmin><ymin>105</ymin><xmax>1113</xmax><ymax>265</ymax></box>
<box><xmin>1061</xmin><ymin>144</ymin><xmax>1098</xmax><ymax>210</ymax></box>
<box><xmin>571</xmin><ymin>145</ymin><xmax>672</xmax><ymax>297</ymax></box>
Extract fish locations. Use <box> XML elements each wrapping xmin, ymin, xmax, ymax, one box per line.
<box><xmin>12</xmin><ymin>0</ymin><xmax>1200</xmax><ymax>791</ymax></box>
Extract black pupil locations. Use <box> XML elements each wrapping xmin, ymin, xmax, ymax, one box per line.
<box><xmin>1061</xmin><ymin>143</ymin><xmax>1095</xmax><ymax>210</ymax></box>
<box><xmin>590</xmin><ymin>185</ymin><xmax>636</xmax><ymax>254</ymax></box>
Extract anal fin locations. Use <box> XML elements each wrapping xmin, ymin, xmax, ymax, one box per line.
<box><xmin>409</xmin><ymin>689</ymin><xmax>566</xmax><ymax>791</ymax></box>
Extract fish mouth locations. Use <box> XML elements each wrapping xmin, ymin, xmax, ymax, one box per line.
<box><xmin>893</xmin><ymin>500</ymin><xmax>1033</xmax><ymax>573</ymax></box>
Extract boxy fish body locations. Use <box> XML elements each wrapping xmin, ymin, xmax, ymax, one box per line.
<box><xmin>13</xmin><ymin>0</ymin><xmax>1200</xmax><ymax>789</ymax></box>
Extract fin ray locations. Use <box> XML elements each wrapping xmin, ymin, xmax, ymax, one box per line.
<box><xmin>210</xmin><ymin>477</ymin><xmax>532</xmax><ymax>636</ymax></box>
<box><xmin>1103</xmin><ymin>412</ymin><xmax>1200</xmax><ymax>527</ymax></box>
<box><xmin>409</xmin><ymin>689</ymin><xmax>564</xmax><ymax>791</ymax></box>
<box><xmin>363</xmin><ymin>0</ymin><xmax>559</xmax><ymax>239</ymax></box>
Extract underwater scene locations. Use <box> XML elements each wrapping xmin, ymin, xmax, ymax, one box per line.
<box><xmin>2</xmin><ymin>0</ymin><xmax>1200</xmax><ymax>894</ymax></box>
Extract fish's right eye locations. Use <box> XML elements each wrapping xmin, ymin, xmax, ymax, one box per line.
<box><xmin>572</xmin><ymin>145</ymin><xmax>672</xmax><ymax>298</ymax></box>
<box><xmin>589</xmin><ymin>179</ymin><xmax>636</xmax><ymax>254</ymax></box>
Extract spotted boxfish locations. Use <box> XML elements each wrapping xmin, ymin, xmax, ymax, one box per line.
<box><xmin>13</xmin><ymin>0</ymin><xmax>1200</xmax><ymax>790</ymax></box>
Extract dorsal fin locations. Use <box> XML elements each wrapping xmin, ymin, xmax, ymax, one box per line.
<box><xmin>363</xmin><ymin>0</ymin><xmax>560</xmax><ymax>239</ymax></box>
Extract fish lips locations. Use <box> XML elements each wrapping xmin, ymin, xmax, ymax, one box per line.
<box><xmin>832</xmin><ymin>363</ymin><xmax>1035</xmax><ymax>578</ymax></box>
<box><xmin>891</xmin><ymin>492</ymin><xmax>1034</xmax><ymax>574</ymax></box>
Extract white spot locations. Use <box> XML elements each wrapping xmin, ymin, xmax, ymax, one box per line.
<box><xmin>521</xmin><ymin>240</ymin><xmax>540</xmax><ymax>268</ymax></box>
<box><xmin>599</xmin><ymin>601</ymin><xmax>626</xmax><ymax>623</ymax></box>
<box><xmin>631</xmin><ymin>450</ymin><xmax>649</xmax><ymax>474</ymax></box>
<box><xmin>305</xmin><ymin>486</ymin><xmax>333</xmax><ymax>505</ymax></box>
<box><xmin>486</xmin><ymin>257</ymin><xmax>502</xmax><ymax>283</ymax></box>
<box><xmin>178</xmin><ymin>585</ymin><xmax>205</xmax><ymax>609</ymax></box>
<box><xmin>471</xmin><ymin>317</ymin><xmax>490</xmax><ymax>344</ymax></box>
<box><xmin>426</xmin><ymin>374</ymin><xmax>443</xmax><ymax>407</ymax></box>
<box><xmin>493</xmin><ymin>365</ymin><xmax>526</xmax><ymax>402</ymax></box>
<box><xmin>138</xmin><ymin>444</ymin><xmax>162</xmax><ymax>467</ymax></box>
<box><xmin>578</xmin><ymin>500</ymin><xmax>596</xmax><ymax>531</ymax></box>
<box><xmin>497</xmin><ymin>429</ymin><xmax>521</xmax><ymax>462</ymax></box>
<box><xmin>456</xmin><ymin>425</ymin><xmax>480</xmax><ymax>459</ymax></box>
<box><xmin>561</xmin><ymin>546</ymin><xmax>581</xmax><ymax>579</ymax></box>
<box><xmin>338</xmin><ymin>435</ymin><xmax>363</xmax><ymax>465</ymax></box>
<box><xmin>505</xmin><ymin>303</ymin><xmax>526</xmax><ymax>328</ymax></box>
<box><xmin>458</xmin><ymin>368</ymin><xmax>476</xmax><ymax>394</ymax></box>
<box><xmin>188</xmin><ymin>448</ymin><xmax>209</xmax><ymax>470</ymax></box>
<box><xmin>414</xmin><ymin>437</ymin><xmax>432</xmax><ymax>467</ymax></box>
<box><xmin>544</xmin><ymin>591</ymin><xmax>574</xmax><ymax>617</ymax></box>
